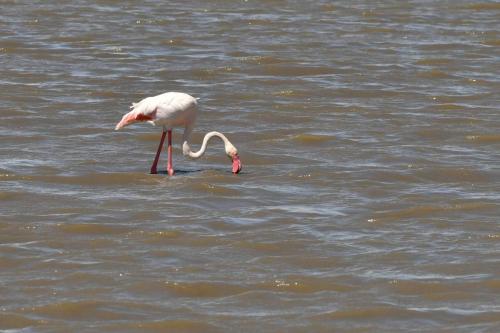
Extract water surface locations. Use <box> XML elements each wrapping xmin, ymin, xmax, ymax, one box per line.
<box><xmin>1</xmin><ymin>1</ymin><xmax>499</xmax><ymax>332</ymax></box>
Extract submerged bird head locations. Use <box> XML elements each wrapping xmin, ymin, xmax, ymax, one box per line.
<box><xmin>225</xmin><ymin>143</ymin><xmax>242</xmax><ymax>174</ymax></box>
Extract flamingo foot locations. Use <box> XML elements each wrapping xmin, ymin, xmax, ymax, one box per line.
<box><xmin>150</xmin><ymin>167</ymin><xmax>158</xmax><ymax>174</ymax></box>
<box><xmin>232</xmin><ymin>154</ymin><xmax>242</xmax><ymax>174</ymax></box>
<box><xmin>168</xmin><ymin>168</ymin><xmax>175</xmax><ymax>176</ymax></box>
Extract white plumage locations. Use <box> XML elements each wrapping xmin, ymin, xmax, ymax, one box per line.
<box><xmin>123</xmin><ymin>92</ymin><xmax>198</xmax><ymax>129</ymax></box>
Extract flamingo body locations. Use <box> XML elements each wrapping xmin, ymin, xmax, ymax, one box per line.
<box><xmin>115</xmin><ymin>92</ymin><xmax>242</xmax><ymax>175</ymax></box>
<box><xmin>116</xmin><ymin>92</ymin><xmax>197</xmax><ymax>130</ymax></box>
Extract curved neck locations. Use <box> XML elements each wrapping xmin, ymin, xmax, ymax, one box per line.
<box><xmin>183</xmin><ymin>131</ymin><xmax>231</xmax><ymax>159</ymax></box>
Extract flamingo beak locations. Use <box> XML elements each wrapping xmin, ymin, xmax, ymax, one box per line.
<box><xmin>232</xmin><ymin>154</ymin><xmax>242</xmax><ymax>174</ymax></box>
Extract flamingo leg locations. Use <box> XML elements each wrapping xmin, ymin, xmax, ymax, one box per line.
<box><xmin>150</xmin><ymin>130</ymin><xmax>166</xmax><ymax>174</ymax></box>
<box><xmin>167</xmin><ymin>129</ymin><xmax>174</xmax><ymax>176</ymax></box>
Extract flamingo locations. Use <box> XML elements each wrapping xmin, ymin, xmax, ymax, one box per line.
<box><xmin>115</xmin><ymin>92</ymin><xmax>242</xmax><ymax>176</ymax></box>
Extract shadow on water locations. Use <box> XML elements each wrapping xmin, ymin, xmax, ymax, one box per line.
<box><xmin>154</xmin><ymin>169</ymin><xmax>203</xmax><ymax>175</ymax></box>
<box><xmin>154</xmin><ymin>168</ymin><xmax>244</xmax><ymax>175</ymax></box>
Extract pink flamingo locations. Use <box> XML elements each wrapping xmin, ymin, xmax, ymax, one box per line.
<box><xmin>115</xmin><ymin>92</ymin><xmax>242</xmax><ymax>176</ymax></box>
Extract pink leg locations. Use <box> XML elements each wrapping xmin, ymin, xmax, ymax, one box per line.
<box><xmin>150</xmin><ymin>131</ymin><xmax>166</xmax><ymax>174</ymax></box>
<box><xmin>167</xmin><ymin>130</ymin><xmax>174</xmax><ymax>176</ymax></box>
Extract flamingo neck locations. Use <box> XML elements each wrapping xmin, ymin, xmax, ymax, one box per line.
<box><xmin>183</xmin><ymin>131</ymin><xmax>234</xmax><ymax>159</ymax></box>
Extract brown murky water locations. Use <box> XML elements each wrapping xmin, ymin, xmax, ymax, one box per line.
<box><xmin>1</xmin><ymin>1</ymin><xmax>500</xmax><ymax>332</ymax></box>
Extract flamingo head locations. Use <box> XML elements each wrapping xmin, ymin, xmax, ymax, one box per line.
<box><xmin>225</xmin><ymin>144</ymin><xmax>242</xmax><ymax>174</ymax></box>
<box><xmin>231</xmin><ymin>153</ymin><xmax>242</xmax><ymax>174</ymax></box>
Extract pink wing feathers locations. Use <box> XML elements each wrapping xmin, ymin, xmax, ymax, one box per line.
<box><xmin>115</xmin><ymin>97</ymin><xmax>158</xmax><ymax>130</ymax></box>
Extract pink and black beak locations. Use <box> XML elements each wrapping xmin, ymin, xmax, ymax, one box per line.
<box><xmin>232</xmin><ymin>154</ymin><xmax>242</xmax><ymax>174</ymax></box>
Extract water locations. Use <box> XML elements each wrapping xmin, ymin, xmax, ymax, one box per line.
<box><xmin>1</xmin><ymin>1</ymin><xmax>499</xmax><ymax>332</ymax></box>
